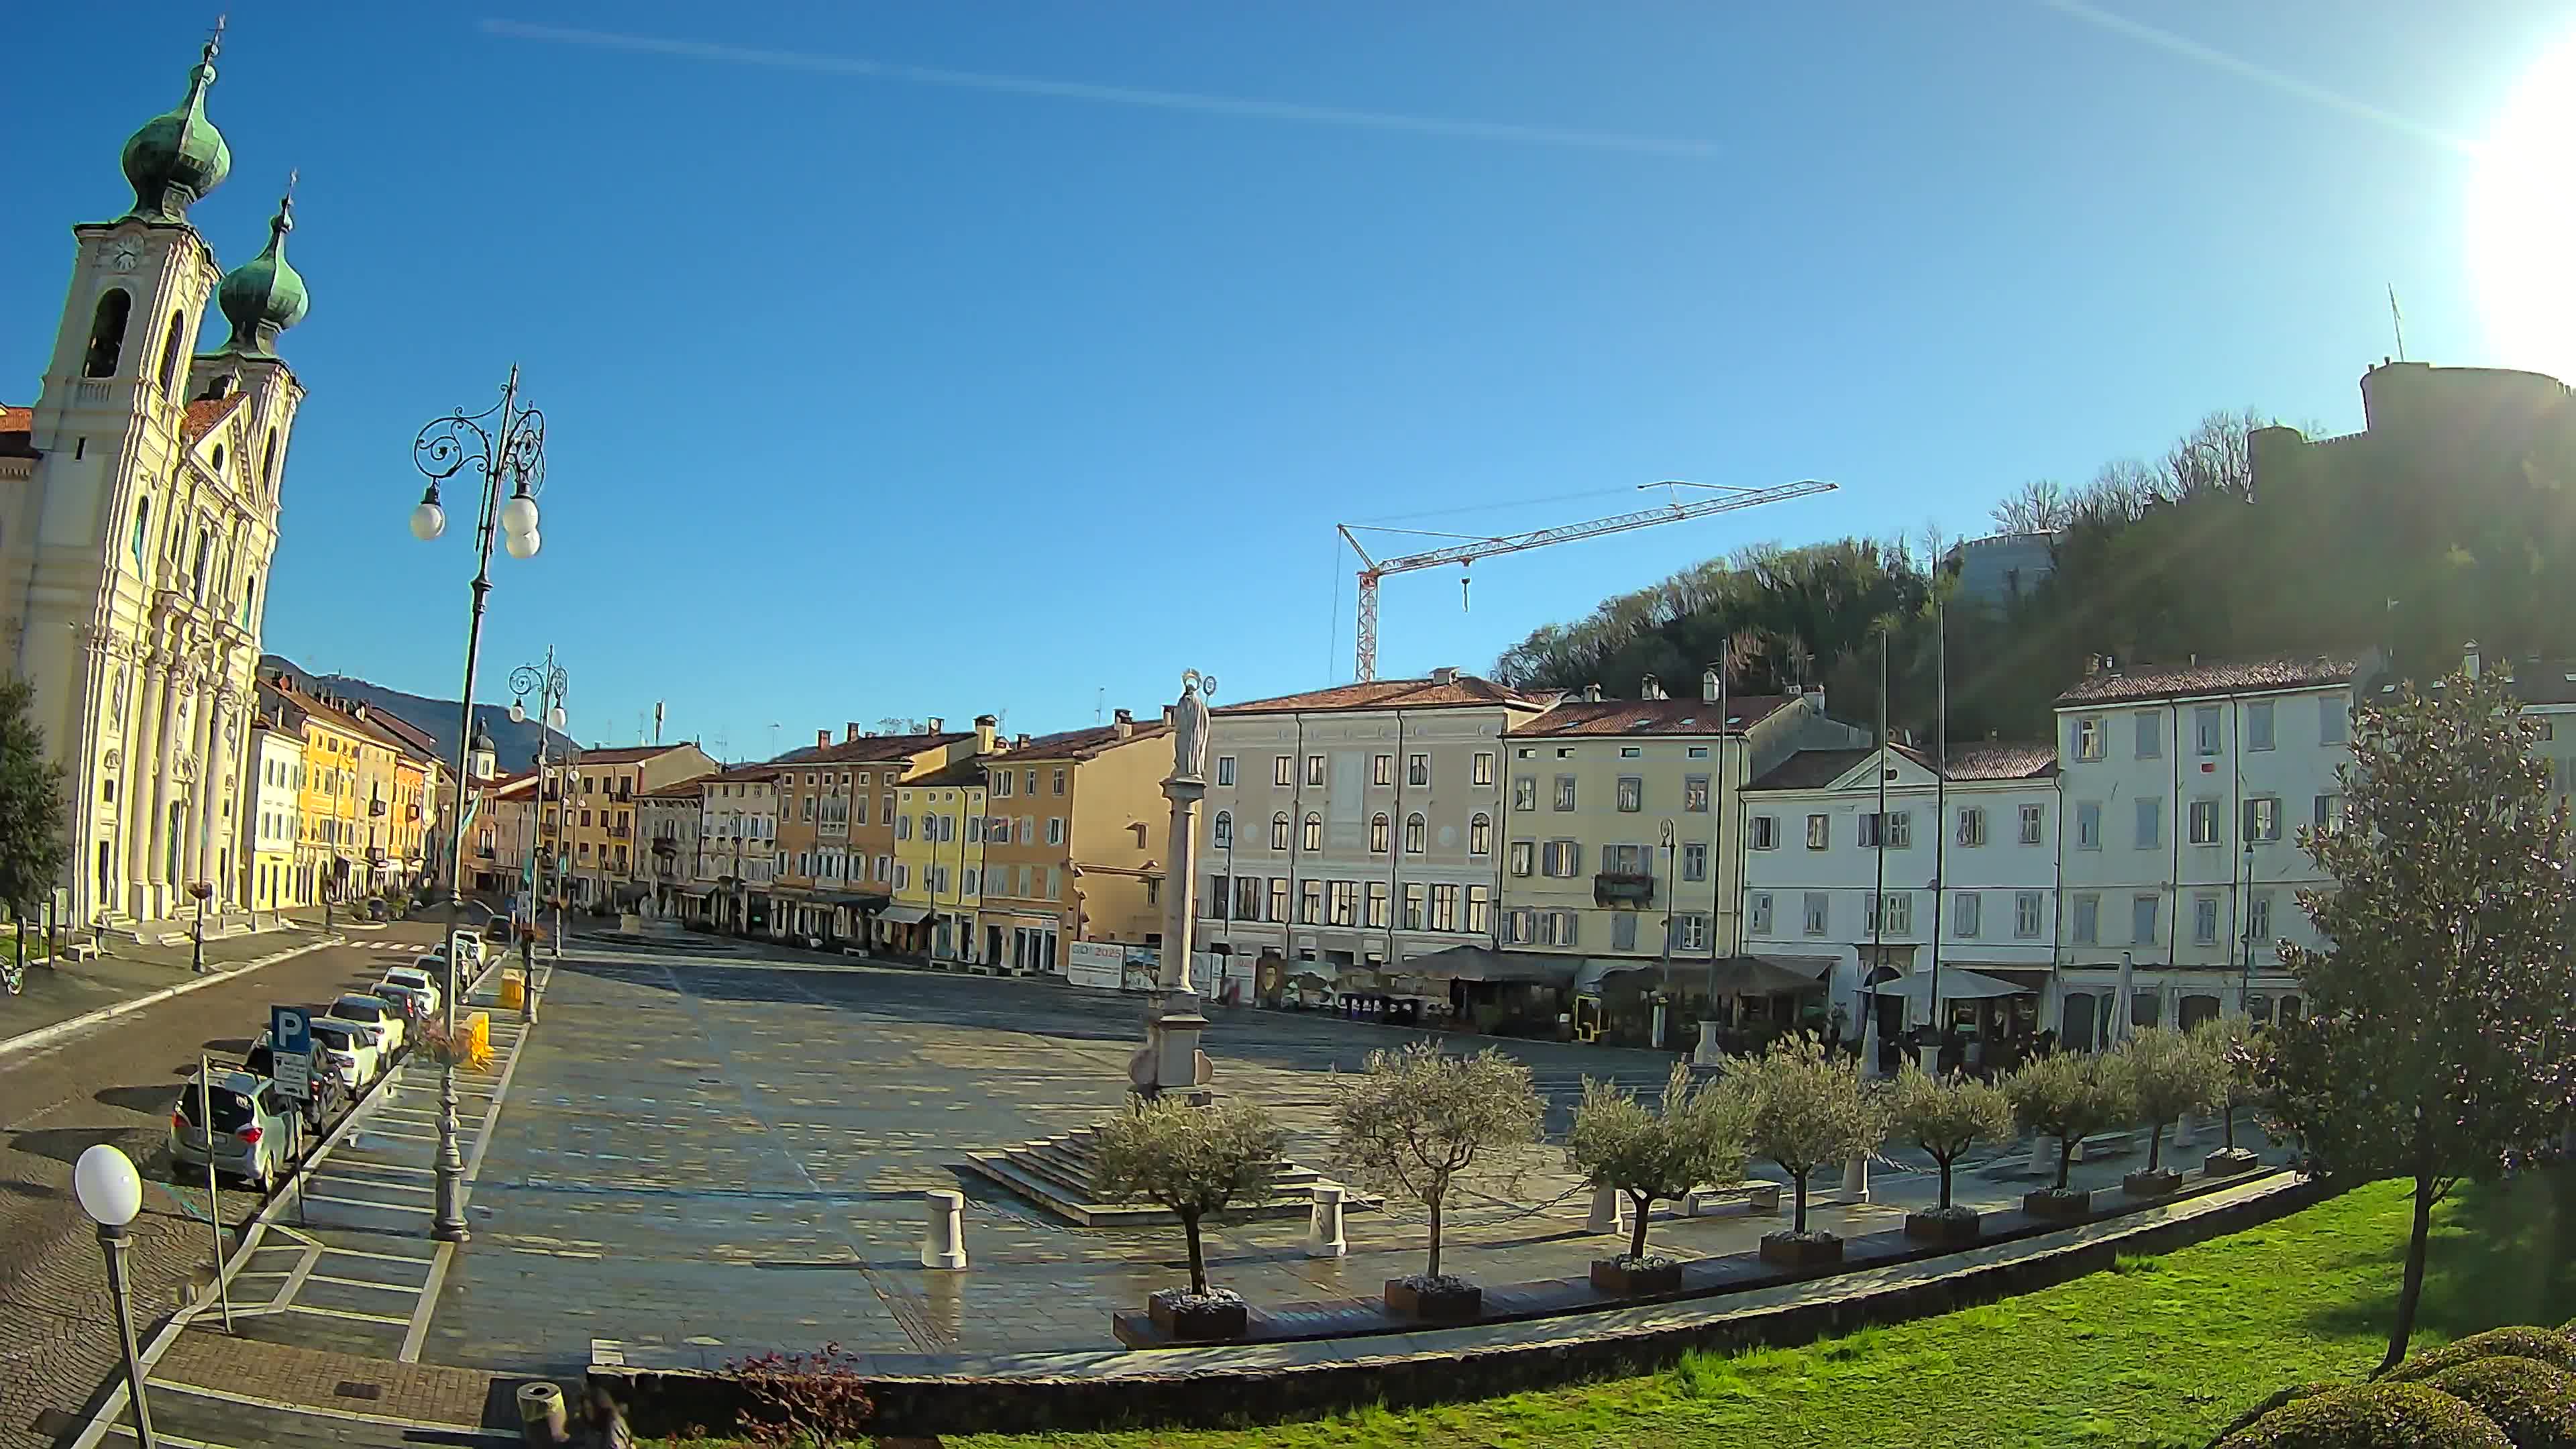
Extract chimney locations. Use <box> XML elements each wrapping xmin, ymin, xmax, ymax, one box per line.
<box><xmin>2084</xmin><ymin>655</ymin><xmax>2101</xmax><ymax>679</ymax></box>
<box><xmin>1161</xmin><ymin>704</ymin><xmax>1176</xmax><ymax>728</ymax></box>
<box><xmin>2464</xmin><ymin>639</ymin><xmax>2481</xmax><ymax>680</ymax></box>
<box><xmin>974</xmin><ymin>714</ymin><xmax>998</xmax><ymax>754</ymax></box>
<box><xmin>1640</xmin><ymin>674</ymin><xmax>1665</xmax><ymax>701</ymax></box>
<box><xmin>1429</xmin><ymin>665</ymin><xmax>1460</xmax><ymax>686</ymax></box>
<box><xmin>1582</xmin><ymin>683</ymin><xmax>1603</xmax><ymax>703</ymax></box>
<box><xmin>1702</xmin><ymin>669</ymin><xmax>1721</xmax><ymax>703</ymax></box>
<box><xmin>845</xmin><ymin>722</ymin><xmax>861</xmax><ymax>743</ymax></box>
<box><xmin>817</xmin><ymin>729</ymin><xmax>830</xmax><ymax>749</ymax></box>
<box><xmin>1113</xmin><ymin>707</ymin><xmax>1134</xmax><ymax>740</ymax></box>
<box><xmin>1015</xmin><ymin>733</ymin><xmax>1030</xmax><ymax>749</ymax></box>
<box><xmin>926</xmin><ymin>716</ymin><xmax>944</xmax><ymax>733</ymax></box>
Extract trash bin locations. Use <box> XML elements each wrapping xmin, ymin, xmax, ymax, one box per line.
<box><xmin>515</xmin><ymin>1381</ymin><xmax>566</xmax><ymax>1446</ymax></box>
<box><xmin>499</xmin><ymin>971</ymin><xmax>526</xmax><ymax>1010</ymax></box>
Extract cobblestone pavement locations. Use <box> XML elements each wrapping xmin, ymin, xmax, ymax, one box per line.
<box><xmin>423</xmin><ymin>947</ymin><xmax>2296</xmax><ymax>1375</ymax></box>
<box><xmin>0</xmin><ymin>921</ymin><xmax>446</xmax><ymax>1449</ymax></box>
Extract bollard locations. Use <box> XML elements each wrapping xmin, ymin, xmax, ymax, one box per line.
<box><xmin>1585</xmin><ymin>1185</ymin><xmax>1625</xmax><ymax>1235</ymax></box>
<box><xmin>920</xmin><ymin>1189</ymin><xmax>967</xmax><ymax>1270</ymax></box>
<box><xmin>1305</xmin><ymin>1184</ymin><xmax>1348</xmax><ymax>1258</ymax></box>
<box><xmin>1841</xmin><ymin>1155</ymin><xmax>1870</xmax><ymax>1203</ymax></box>
<box><xmin>1692</xmin><ymin>1019</ymin><xmax>1723</xmax><ymax>1067</ymax></box>
<box><xmin>2027</xmin><ymin>1132</ymin><xmax>2051</xmax><ymax>1177</ymax></box>
<box><xmin>516</xmin><ymin>1381</ymin><xmax>566</xmax><ymax>1446</ymax></box>
<box><xmin>2173</xmin><ymin>1112</ymin><xmax>2198</xmax><ymax>1150</ymax></box>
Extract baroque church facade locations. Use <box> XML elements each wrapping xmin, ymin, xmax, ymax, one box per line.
<box><xmin>0</xmin><ymin>32</ymin><xmax>309</xmax><ymax>925</ymax></box>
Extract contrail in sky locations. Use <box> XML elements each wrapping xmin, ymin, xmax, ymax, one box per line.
<box><xmin>478</xmin><ymin>19</ymin><xmax>1724</xmax><ymax>158</ymax></box>
<box><xmin>2032</xmin><ymin>0</ymin><xmax>2475</xmax><ymax>156</ymax></box>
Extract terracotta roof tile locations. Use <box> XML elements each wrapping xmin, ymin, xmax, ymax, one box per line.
<box><xmin>1746</xmin><ymin>748</ymin><xmax>1875</xmax><ymax>792</ymax></box>
<box><xmin>1216</xmin><ymin>675</ymin><xmax>1546</xmax><ymax>716</ymax></box>
<box><xmin>0</xmin><ymin>405</ymin><xmax>33</xmax><ymax>460</ymax></box>
<box><xmin>2055</xmin><ymin>656</ymin><xmax>2359</xmax><ymax>706</ymax></box>
<box><xmin>779</xmin><ymin>732</ymin><xmax>973</xmax><ymax>767</ymax></box>
<box><xmin>182</xmin><ymin>393</ymin><xmax>248</xmax><ymax>445</ymax></box>
<box><xmin>574</xmin><ymin>744</ymin><xmax>704</xmax><ymax>765</ymax></box>
<box><xmin>906</xmin><ymin>757</ymin><xmax>989</xmax><ymax>789</ymax></box>
<box><xmin>1512</xmin><ymin>695</ymin><xmax>1797</xmax><ymax>739</ymax></box>
<box><xmin>1892</xmin><ymin>740</ymin><xmax>2058</xmax><ymax>781</ymax></box>
<box><xmin>708</xmin><ymin>763</ymin><xmax>783</xmax><ymax>784</ymax></box>
<box><xmin>1007</xmin><ymin>720</ymin><xmax>1171</xmax><ymax>761</ymax></box>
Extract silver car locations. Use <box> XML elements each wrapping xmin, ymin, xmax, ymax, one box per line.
<box><xmin>168</xmin><ymin>1069</ymin><xmax>296</xmax><ymax>1189</ymax></box>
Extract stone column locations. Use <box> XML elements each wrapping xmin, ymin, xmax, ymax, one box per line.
<box><xmin>124</xmin><ymin>651</ymin><xmax>166</xmax><ymax>908</ymax></box>
<box><xmin>147</xmin><ymin>661</ymin><xmax>192</xmax><ymax>915</ymax></box>
<box><xmin>193</xmin><ymin>689</ymin><xmax>227</xmax><ymax>903</ymax></box>
<box><xmin>179</xmin><ymin>677</ymin><xmax>215</xmax><ymax>894</ymax></box>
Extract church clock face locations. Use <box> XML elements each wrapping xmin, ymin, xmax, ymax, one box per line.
<box><xmin>104</xmin><ymin>239</ymin><xmax>143</xmax><ymax>272</ymax></box>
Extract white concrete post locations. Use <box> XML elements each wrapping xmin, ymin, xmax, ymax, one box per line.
<box><xmin>920</xmin><ymin>1189</ymin><xmax>967</xmax><ymax>1270</ymax></box>
<box><xmin>1841</xmin><ymin>1156</ymin><xmax>1870</xmax><ymax>1202</ymax></box>
<box><xmin>1586</xmin><ymin>1186</ymin><xmax>1626</xmax><ymax>1235</ymax></box>
<box><xmin>1860</xmin><ymin>1011</ymin><xmax>1884</xmax><ymax>1079</ymax></box>
<box><xmin>2173</xmin><ymin>1112</ymin><xmax>2199</xmax><ymax>1150</ymax></box>
<box><xmin>2026</xmin><ymin>1132</ymin><xmax>2051</xmax><ymax>1177</ymax></box>
<box><xmin>1305</xmin><ymin>1183</ymin><xmax>1347</xmax><ymax>1258</ymax></box>
<box><xmin>1693</xmin><ymin>1018</ymin><xmax>1723</xmax><ymax>1066</ymax></box>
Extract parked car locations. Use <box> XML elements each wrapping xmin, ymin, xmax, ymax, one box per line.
<box><xmin>246</xmin><ymin>1030</ymin><xmax>351</xmax><ymax>1129</ymax></box>
<box><xmin>306</xmin><ymin>1016</ymin><xmax>383</xmax><ymax>1088</ymax></box>
<box><xmin>381</xmin><ymin>965</ymin><xmax>442</xmax><ymax>1016</ymax></box>
<box><xmin>168</xmin><ymin>1068</ymin><xmax>295</xmax><ymax>1189</ymax></box>
<box><xmin>445</xmin><ymin>932</ymin><xmax>487</xmax><ymax>969</ymax></box>
<box><xmin>373</xmin><ymin>979</ymin><xmax>433</xmax><ymax>1025</ymax></box>
<box><xmin>484</xmin><ymin>916</ymin><xmax>514</xmax><ymax>944</ymax></box>
<box><xmin>328</xmin><ymin>993</ymin><xmax>407</xmax><ymax>1057</ymax></box>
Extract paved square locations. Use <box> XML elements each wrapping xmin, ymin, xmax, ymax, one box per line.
<box><xmin>414</xmin><ymin>948</ymin><xmax>2270</xmax><ymax>1376</ymax></box>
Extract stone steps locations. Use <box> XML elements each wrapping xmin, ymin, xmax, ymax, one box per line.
<box><xmin>961</xmin><ymin>1124</ymin><xmax>1371</xmax><ymax>1228</ymax></box>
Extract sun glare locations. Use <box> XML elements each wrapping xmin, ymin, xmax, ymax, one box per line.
<box><xmin>2467</xmin><ymin>32</ymin><xmax>2576</xmax><ymax>384</ymax></box>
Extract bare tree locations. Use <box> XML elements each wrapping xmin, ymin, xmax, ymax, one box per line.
<box><xmin>1989</xmin><ymin>478</ymin><xmax>2070</xmax><ymax>535</ymax></box>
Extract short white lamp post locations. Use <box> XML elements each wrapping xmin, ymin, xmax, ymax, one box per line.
<box><xmin>74</xmin><ymin>1144</ymin><xmax>155</xmax><ymax>1449</ymax></box>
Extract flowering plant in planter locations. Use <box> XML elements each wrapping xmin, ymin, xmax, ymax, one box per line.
<box><xmin>411</xmin><ymin>1015</ymin><xmax>491</xmax><ymax>1072</ymax></box>
<box><xmin>1567</xmin><ymin>1062</ymin><xmax>1748</xmax><ymax>1294</ymax></box>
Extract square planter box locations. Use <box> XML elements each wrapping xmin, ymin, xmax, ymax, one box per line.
<box><xmin>2204</xmin><ymin>1146</ymin><xmax>2261</xmax><ymax>1177</ymax></box>
<box><xmin>1589</xmin><ymin>1258</ymin><xmax>1684</xmax><ymax>1296</ymax></box>
<box><xmin>1902</xmin><ymin>1209</ymin><xmax>1984</xmax><ymax>1246</ymax></box>
<box><xmin>2023</xmin><ymin>1188</ymin><xmax>2092</xmax><ymax>1222</ymax></box>
<box><xmin>1758</xmin><ymin>1232</ymin><xmax>1844</xmax><ymax>1269</ymax></box>
<box><xmin>2123</xmin><ymin>1168</ymin><xmax>2185</xmax><ymax>1199</ymax></box>
<box><xmin>1383</xmin><ymin>1278</ymin><xmax>1483</xmax><ymax>1321</ymax></box>
<box><xmin>1146</xmin><ymin>1290</ymin><xmax>1248</xmax><ymax>1342</ymax></box>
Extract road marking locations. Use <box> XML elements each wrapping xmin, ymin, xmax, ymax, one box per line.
<box><xmin>307</xmin><ymin>1272</ymin><xmax>423</xmax><ymax>1293</ymax></box>
<box><xmin>140</xmin><ymin>1379</ymin><xmax>521</xmax><ymax>1441</ymax></box>
<box><xmin>400</xmin><ymin>1240</ymin><xmax>458</xmax><ymax>1362</ymax></box>
<box><xmin>318</xmin><ymin>1244</ymin><xmax>437</xmax><ymax>1265</ymax></box>
<box><xmin>302</xmin><ymin>1192</ymin><xmax>431</xmax><ymax>1214</ymax></box>
<box><xmin>280</xmin><ymin>1301</ymin><xmax>411</xmax><ymax>1325</ymax></box>
<box><xmin>321</xmin><ymin>1173</ymin><xmax>433</xmax><ymax>1194</ymax></box>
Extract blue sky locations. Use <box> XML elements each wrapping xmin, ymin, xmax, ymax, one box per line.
<box><xmin>5</xmin><ymin>2</ymin><xmax>2569</xmax><ymax>759</ymax></box>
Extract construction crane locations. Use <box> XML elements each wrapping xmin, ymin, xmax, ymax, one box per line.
<box><xmin>1338</xmin><ymin>478</ymin><xmax>1838</xmax><ymax>682</ymax></box>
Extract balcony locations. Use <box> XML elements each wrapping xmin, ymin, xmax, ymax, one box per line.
<box><xmin>1593</xmin><ymin>871</ymin><xmax>1656</xmax><ymax>907</ymax></box>
<box><xmin>651</xmin><ymin>836</ymin><xmax>678</xmax><ymax>856</ymax></box>
<box><xmin>609</xmin><ymin>824</ymin><xmax>632</xmax><ymax>839</ymax></box>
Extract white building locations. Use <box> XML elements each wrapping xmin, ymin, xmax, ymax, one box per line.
<box><xmin>1198</xmin><ymin>670</ymin><xmax>1546</xmax><ymax>983</ymax></box>
<box><xmin>1741</xmin><ymin>740</ymin><xmax>2060</xmax><ymax>1044</ymax></box>
<box><xmin>2051</xmin><ymin>655</ymin><xmax>2363</xmax><ymax>1046</ymax></box>
<box><xmin>241</xmin><ymin>712</ymin><xmax>303</xmax><ymax>912</ymax></box>
<box><xmin>1</xmin><ymin>37</ymin><xmax>308</xmax><ymax>925</ymax></box>
<box><xmin>693</xmin><ymin>763</ymin><xmax>778</xmax><ymax>932</ymax></box>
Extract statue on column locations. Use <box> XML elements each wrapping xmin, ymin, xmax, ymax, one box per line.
<box><xmin>1171</xmin><ymin>670</ymin><xmax>1211</xmax><ymax>785</ymax></box>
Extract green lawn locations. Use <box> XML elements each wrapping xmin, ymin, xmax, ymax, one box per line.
<box><xmin>934</xmin><ymin>1171</ymin><xmax>2576</xmax><ymax>1449</ymax></box>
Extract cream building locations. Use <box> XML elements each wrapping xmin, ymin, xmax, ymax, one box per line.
<box><xmin>243</xmin><ymin>710</ymin><xmax>303</xmax><ymax>912</ymax></box>
<box><xmin>1502</xmin><ymin>673</ymin><xmax>1866</xmax><ymax>977</ymax></box>
<box><xmin>0</xmin><ymin>36</ymin><xmax>308</xmax><ymax>925</ymax></box>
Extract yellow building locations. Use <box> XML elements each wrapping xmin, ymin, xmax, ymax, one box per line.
<box><xmin>559</xmin><ymin>743</ymin><xmax>717</xmax><ymax>909</ymax></box>
<box><xmin>890</xmin><ymin>714</ymin><xmax>998</xmax><ymax>963</ymax></box>
<box><xmin>1500</xmin><ymin>674</ymin><xmax>1867</xmax><ymax>1001</ymax></box>
<box><xmin>264</xmin><ymin>677</ymin><xmax>368</xmax><ymax>902</ymax></box>
<box><xmin>975</xmin><ymin>709</ymin><xmax>1171</xmax><ymax>974</ymax></box>
<box><xmin>242</xmin><ymin>705</ymin><xmax>305</xmax><ymax>913</ymax></box>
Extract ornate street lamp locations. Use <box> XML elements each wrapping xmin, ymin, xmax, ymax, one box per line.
<box><xmin>511</xmin><ymin>651</ymin><xmax>570</xmax><ymax>988</ymax></box>
<box><xmin>75</xmin><ymin>1144</ymin><xmax>154</xmax><ymax>1448</ymax></box>
<box><xmin>411</xmin><ymin>368</ymin><xmax>546</xmax><ymax>1244</ymax></box>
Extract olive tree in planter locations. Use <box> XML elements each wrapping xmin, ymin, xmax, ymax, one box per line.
<box><xmin>2116</xmin><ymin>1026</ymin><xmax>2223</xmax><ymax>1197</ymax></box>
<box><xmin>1330</xmin><ymin>1041</ymin><xmax>1546</xmax><ymax>1321</ymax></box>
<box><xmin>1730</xmin><ymin>1034</ymin><xmax>1886</xmax><ymax>1269</ymax></box>
<box><xmin>1886</xmin><ymin>1063</ymin><xmax>2016</xmax><ymax>1244</ymax></box>
<box><xmin>2003</xmin><ymin>1051</ymin><xmax>2135</xmax><ymax>1220</ymax></box>
<box><xmin>1092</xmin><ymin>1096</ymin><xmax>1287</xmax><ymax>1342</ymax></box>
<box><xmin>2190</xmin><ymin>1015</ymin><xmax>2264</xmax><ymax>1175</ymax></box>
<box><xmin>1566</xmin><ymin>1062</ymin><xmax>1750</xmax><ymax>1295</ymax></box>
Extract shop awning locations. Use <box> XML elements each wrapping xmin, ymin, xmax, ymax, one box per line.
<box><xmin>1401</xmin><ymin>945</ymin><xmax>1582</xmax><ymax>987</ymax></box>
<box><xmin>1570</xmin><ymin>957</ymin><xmax>1661</xmax><ymax>994</ymax></box>
<box><xmin>1873</xmin><ymin>966</ymin><xmax>2031</xmax><ymax>1002</ymax></box>
<box><xmin>828</xmin><ymin>893</ymin><xmax>891</xmax><ymax>911</ymax></box>
<box><xmin>1707</xmin><ymin>955</ymin><xmax>1834</xmax><ymax>996</ymax></box>
<box><xmin>879</xmin><ymin>904</ymin><xmax>932</xmax><ymax>925</ymax></box>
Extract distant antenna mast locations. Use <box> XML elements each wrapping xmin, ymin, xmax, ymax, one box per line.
<box><xmin>1095</xmin><ymin>688</ymin><xmax>1105</xmax><ymax>724</ymax></box>
<box><xmin>2388</xmin><ymin>284</ymin><xmax>2408</xmax><ymax>362</ymax></box>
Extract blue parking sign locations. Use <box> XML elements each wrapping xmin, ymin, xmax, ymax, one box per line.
<box><xmin>271</xmin><ymin>1004</ymin><xmax>314</xmax><ymax>1099</ymax></box>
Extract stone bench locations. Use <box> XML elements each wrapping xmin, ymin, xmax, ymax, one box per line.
<box><xmin>60</xmin><ymin>940</ymin><xmax>100</xmax><ymax>963</ymax></box>
<box><xmin>1686</xmin><ymin>1179</ymin><xmax>1783</xmax><ymax>1216</ymax></box>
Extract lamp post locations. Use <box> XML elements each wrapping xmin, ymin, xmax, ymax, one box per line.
<box><xmin>511</xmin><ymin>655</ymin><xmax>570</xmax><ymax>1014</ymax></box>
<box><xmin>1655</xmin><ymin>817</ymin><xmax>1678</xmax><ymax>1049</ymax></box>
<box><xmin>2238</xmin><ymin>835</ymin><xmax>2257</xmax><ymax>1016</ymax></box>
<box><xmin>74</xmin><ymin>1144</ymin><xmax>155</xmax><ymax>1449</ymax></box>
<box><xmin>411</xmin><ymin>367</ymin><xmax>547</xmax><ymax>1243</ymax></box>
